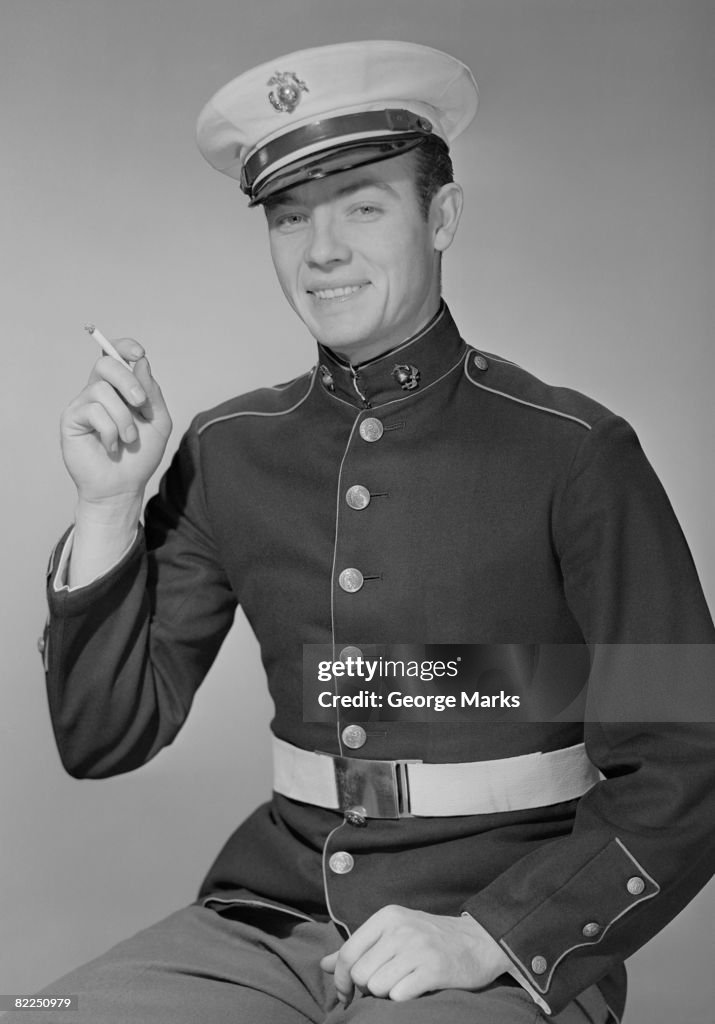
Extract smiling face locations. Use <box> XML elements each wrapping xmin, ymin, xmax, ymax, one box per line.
<box><xmin>263</xmin><ymin>152</ymin><xmax>463</xmax><ymax>363</ymax></box>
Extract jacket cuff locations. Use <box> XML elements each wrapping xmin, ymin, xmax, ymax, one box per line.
<box><xmin>462</xmin><ymin>837</ymin><xmax>658</xmax><ymax>1014</ymax></box>
<box><xmin>45</xmin><ymin>526</ymin><xmax>145</xmax><ymax>616</ymax></box>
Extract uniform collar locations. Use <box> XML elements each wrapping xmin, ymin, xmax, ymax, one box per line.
<box><xmin>315</xmin><ymin>302</ymin><xmax>465</xmax><ymax>408</ymax></box>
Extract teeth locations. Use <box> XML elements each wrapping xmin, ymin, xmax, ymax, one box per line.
<box><xmin>313</xmin><ymin>285</ymin><xmax>364</xmax><ymax>299</ymax></box>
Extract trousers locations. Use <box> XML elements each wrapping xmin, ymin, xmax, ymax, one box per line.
<box><xmin>20</xmin><ymin>903</ymin><xmax>611</xmax><ymax>1023</ymax></box>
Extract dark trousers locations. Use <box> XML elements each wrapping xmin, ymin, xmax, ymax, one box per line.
<box><xmin>19</xmin><ymin>904</ymin><xmax>610</xmax><ymax>1023</ymax></box>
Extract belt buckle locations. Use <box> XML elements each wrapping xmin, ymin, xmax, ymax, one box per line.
<box><xmin>332</xmin><ymin>755</ymin><xmax>421</xmax><ymax>819</ymax></box>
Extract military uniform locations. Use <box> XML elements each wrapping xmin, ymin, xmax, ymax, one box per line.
<box><xmin>44</xmin><ymin>301</ymin><xmax>715</xmax><ymax>1021</ymax></box>
<box><xmin>37</xmin><ymin>38</ymin><xmax>715</xmax><ymax>1024</ymax></box>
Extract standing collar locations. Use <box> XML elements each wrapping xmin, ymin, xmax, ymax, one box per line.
<box><xmin>315</xmin><ymin>302</ymin><xmax>465</xmax><ymax>408</ymax></box>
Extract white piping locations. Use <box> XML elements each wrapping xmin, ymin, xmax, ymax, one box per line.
<box><xmin>200</xmin><ymin>894</ymin><xmax>314</xmax><ymax>923</ymax></box>
<box><xmin>464</xmin><ymin>351</ymin><xmax>593</xmax><ymax>432</ymax></box>
<box><xmin>197</xmin><ymin>368</ymin><xmax>317</xmax><ymax>435</ymax></box>
<box><xmin>329</xmin><ymin>415</ymin><xmax>362</xmax><ymax>757</ymax></box>
<box><xmin>500</xmin><ymin>837</ymin><xmax>660</xmax><ymax>995</ymax></box>
<box><xmin>321</xmin><ymin>821</ymin><xmax>352</xmax><ymax>938</ymax></box>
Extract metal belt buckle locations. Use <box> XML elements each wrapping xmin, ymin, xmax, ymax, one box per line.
<box><xmin>332</xmin><ymin>754</ymin><xmax>421</xmax><ymax>819</ymax></box>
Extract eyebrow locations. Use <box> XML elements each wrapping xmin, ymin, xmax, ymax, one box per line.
<box><xmin>332</xmin><ymin>178</ymin><xmax>399</xmax><ymax>199</ymax></box>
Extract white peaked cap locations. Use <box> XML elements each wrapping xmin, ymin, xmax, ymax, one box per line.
<box><xmin>196</xmin><ymin>40</ymin><xmax>478</xmax><ymax>204</ymax></box>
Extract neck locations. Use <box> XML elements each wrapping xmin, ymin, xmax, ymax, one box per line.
<box><xmin>325</xmin><ymin>298</ymin><xmax>444</xmax><ymax>367</ymax></box>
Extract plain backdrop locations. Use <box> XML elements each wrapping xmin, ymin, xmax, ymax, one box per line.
<box><xmin>1</xmin><ymin>2</ymin><xmax>713</xmax><ymax>1022</ymax></box>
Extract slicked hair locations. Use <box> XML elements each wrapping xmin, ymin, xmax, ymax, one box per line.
<box><xmin>410</xmin><ymin>135</ymin><xmax>455</xmax><ymax>219</ymax></box>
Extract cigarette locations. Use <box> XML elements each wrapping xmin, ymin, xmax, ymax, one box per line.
<box><xmin>83</xmin><ymin>323</ymin><xmax>134</xmax><ymax>371</ymax></box>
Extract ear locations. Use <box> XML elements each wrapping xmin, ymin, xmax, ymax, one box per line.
<box><xmin>431</xmin><ymin>182</ymin><xmax>463</xmax><ymax>252</ymax></box>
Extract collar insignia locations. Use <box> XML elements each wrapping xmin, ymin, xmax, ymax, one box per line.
<box><xmin>392</xmin><ymin>364</ymin><xmax>421</xmax><ymax>391</ymax></box>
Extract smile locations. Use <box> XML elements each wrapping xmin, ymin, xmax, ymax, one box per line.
<box><xmin>310</xmin><ymin>284</ymin><xmax>367</xmax><ymax>301</ymax></box>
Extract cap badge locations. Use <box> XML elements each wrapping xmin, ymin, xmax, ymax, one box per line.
<box><xmin>267</xmin><ymin>71</ymin><xmax>309</xmax><ymax>114</ymax></box>
<box><xmin>392</xmin><ymin>364</ymin><xmax>421</xmax><ymax>391</ymax></box>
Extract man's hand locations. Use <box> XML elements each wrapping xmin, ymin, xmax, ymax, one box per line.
<box><xmin>320</xmin><ymin>905</ymin><xmax>511</xmax><ymax>1004</ymax></box>
<box><xmin>61</xmin><ymin>338</ymin><xmax>172</xmax><ymax>506</ymax></box>
<box><xmin>59</xmin><ymin>338</ymin><xmax>173</xmax><ymax>586</ymax></box>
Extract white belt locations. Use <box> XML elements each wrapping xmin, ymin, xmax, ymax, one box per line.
<box><xmin>272</xmin><ymin>736</ymin><xmax>601</xmax><ymax>818</ymax></box>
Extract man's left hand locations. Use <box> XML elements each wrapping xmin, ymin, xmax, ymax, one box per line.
<box><xmin>319</xmin><ymin>905</ymin><xmax>511</xmax><ymax>1003</ymax></box>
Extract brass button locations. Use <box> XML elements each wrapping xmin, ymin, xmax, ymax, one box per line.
<box><xmin>473</xmin><ymin>353</ymin><xmax>489</xmax><ymax>371</ymax></box>
<box><xmin>329</xmin><ymin>851</ymin><xmax>354</xmax><ymax>874</ymax></box>
<box><xmin>345</xmin><ymin>806</ymin><xmax>367</xmax><ymax>827</ymax></box>
<box><xmin>342</xmin><ymin>724</ymin><xmax>367</xmax><ymax>749</ymax></box>
<box><xmin>339</xmin><ymin>646</ymin><xmax>363</xmax><ymax>662</ymax></box>
<box><xmin>627</xmin><ymin>876</ymin><xmax>646</xmax><ymax>896</ymax></box>
<box><xmin>37</xmin><ymin>636</ymin><xmax>46</xmax><ymax>654</ymax></box>
<box><xmin>359</xmin><ymin>417</ymin><xmax>384</xmax><ymax>442</ymax></box>
<box><xmin>346</xmin><ymin>485</ymin><xmax>371</xmax><ymax>510</ymax></box>
<box><xmin>582</xmin><ymin>922</ymin><xmax>601</xmax><ymax>938</ymax></box>
<box><xmin>531</xmin><ymin>956</ymin><xmax>548</xmax><ymax>976</ymax></box>
<box><xmin>338</xmin><ymin>568</ymin><xmax>364</xmax><ymax>593</ymax></box>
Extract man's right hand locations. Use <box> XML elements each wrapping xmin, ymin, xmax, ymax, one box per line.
<box><xmin>59</xmin><ymin>337</ymin><xmax>173</xmax><ymax>587</ymax></box>
<box><xmin>61</xmin><ymin>338</ymin><xmax>172</xmax><ymax>504</ymax></box>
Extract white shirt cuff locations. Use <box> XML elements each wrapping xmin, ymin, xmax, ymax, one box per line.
<box><xmin>52</xmin><ymin>527</ymin><xmax>139</xmax><ymax>593</ymax></box>
<box><xmin>506</xmin><ymin>964</ymin><xmax>552</xmax><ymax>1015</ymax></box>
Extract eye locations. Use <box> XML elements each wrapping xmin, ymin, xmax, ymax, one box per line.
<box><xmin>349</xmin><ymin>203</ymin><xmax>382</xmax><ymax>219</ymax></box>
<box><xmin>270</xmin><ymin>211</ymin><xmax>308</xmax><ymax>232</ymax></box>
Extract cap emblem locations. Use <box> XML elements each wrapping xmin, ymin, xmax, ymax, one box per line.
<box><xmin>267</xmin><ymin>71</ymin><xmax>309</xmax><ymax>114</ymax></box>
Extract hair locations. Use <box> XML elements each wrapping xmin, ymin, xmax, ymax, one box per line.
<box><xmin>410</xmin><ymin>135</ymin><xmax>455</xmax><ymax>220</ymax></box>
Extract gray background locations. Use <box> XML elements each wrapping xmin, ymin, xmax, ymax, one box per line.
<box><xmin>1</xmin><ymin>2</ymin><xmax>713</xmax><ymax>1021</ymax></box>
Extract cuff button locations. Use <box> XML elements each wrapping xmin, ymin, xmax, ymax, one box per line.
<box><xmin>627</xmin><ymin>876</ymin><xmax>646</xmax><ymax>896</ymax></box>
<box><xmin>582</xmin><ymin>922</ymin><xmax>601</xmax><ymax>938</ymax></box>
<box><xmin>531</xmin><ymin>955</ymin><xmax>548</xmax><ymax>975</ymax></box>
<box><xmin>37</xmin><ymin>636</ymin><xmax>46</xmax><ymax>653</ymax></box>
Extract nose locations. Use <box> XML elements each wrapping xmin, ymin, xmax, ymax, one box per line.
<box><xmin>304</xmin><ymin>209</ymin><xmax>350</xmax><ymax>268</ymax></box>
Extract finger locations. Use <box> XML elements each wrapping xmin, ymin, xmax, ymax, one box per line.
<box><xmin>90</xmin><ymin>355</ymin><xmax>147</xmax><ymax>408</ymax></box>
<box><xmin>131</xmin><ymin>357</ymin><xmax>172</xmax><ymax>429</ymax></box>
<box><xmin>320</xmin><ymin>949</ymin><xmax>353</xmax><ymax>1004</ymax></box>
<box><xmin>330</xmin><ymin>914</ymin><xmax>386</xmax><ymax>1004</ymax></box>
<box><xmin>355</xmin><ymin>954</ymin><xmax>404</xmax><ymax>999</ymax></box>
<box><xmin>387</xmin><ymin>968</ymin><xmax>425</xmax><ymax>1003</ymax></box>
<box><xmin>112</xmin><ymin>337</ymin><xmax>145</xmax><ymax>362</ymax></box>
<box><xmin>319</xmin><ymin>951</ymin><xmax>339</xmax><ymax>974</ymax></box>
<box><xmin>349</xmin><ymin>941</ymin><xmax>399</xmax><ymax>992</ymax></box>
<box><xmin>80</xmin><ymin>380</ymin><xmax>140</xmax><ymax>444</ymax></box>
<box><xmin>72</xmin><ymin>401</ymin><xmax>122</xmax><ymax>455</ymax></box>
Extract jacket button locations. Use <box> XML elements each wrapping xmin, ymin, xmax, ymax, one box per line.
<box><xmin>329</xmin><ymin>851</ymin><xmax>355</xmax><ymax>874</ymax></box>
<box><xmin>344</xmin><ymin>806</ymin><xmax>368</xmax><ymax>827</ymax></box>
<box><xmin>339</xmin><ymin>568</ymin><xmax>364</xmax><ymax>593</ymax></box>
<box><xmin>473</xmin><ymin>353</ymin><xmax>489</xmax><ymax>371</ymax></box>
<box><xmin>37</xmin><ymin>636</ymin><xmax>46</xmax><ymax>654</ymax></box>
<box><xmin>359</xmin><ymin>417</ymin><xmax>384</xmax><ymax>442</ymax></box>
<box><xmin>627</xmin><ymin>876</ymin><xmax>646</xmax><ymax>896</ymax></box>
<box><xmin>340</xmin><ymin>646</ymin><xmax>363</xmax><ymax>662</ymax></box>
<box><xmin>531</xmin><ymin>956</ymin><xmax>548</xmax><ymax>975</ymax></box>
<box><xmin>342</xmin><ymin>724</ymin><xmax>367</xmax><ymax>749</ymax></box>
<box><xmin>582</xmin><ymin>922</ymin><xmax>601</xmax><ymax>938</ymax></box>
<box><xmin>346</xmin><ymin>485</ymin><xmax>371</xmax><ymax>509</ymax></box>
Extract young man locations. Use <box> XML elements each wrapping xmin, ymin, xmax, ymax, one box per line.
<box><xmin>39</xmin><ymin>41</ymin><xmax>715</xmax><ymax>1024</ymax></box>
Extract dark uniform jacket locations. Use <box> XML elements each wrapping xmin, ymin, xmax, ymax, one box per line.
<box><xmin>43</xmin><ymin>304</ymin><xmax>715</xmax><ymax>1020</ymax></box>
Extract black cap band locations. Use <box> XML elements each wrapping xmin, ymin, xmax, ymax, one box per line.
<box><xmin>241</xmin><ymin>108</ymin><xmax>434</xmax><ymax>199</ymax></box>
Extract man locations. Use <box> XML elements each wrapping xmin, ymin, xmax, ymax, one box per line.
<box><xmin>38</xmin><ymin>40</ymin><xmax>715</xmax><ymax>1024</ymax></box>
